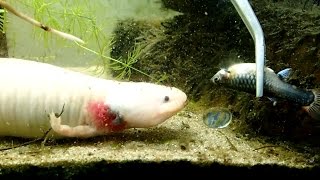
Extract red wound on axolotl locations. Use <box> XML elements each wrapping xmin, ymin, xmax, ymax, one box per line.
<box><xmin>87</xmin><ymin>101</ymin><xmax>126</xmax><ymax>132</ymax></box>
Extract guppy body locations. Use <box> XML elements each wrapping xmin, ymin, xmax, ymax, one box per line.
<box><xmin>211</xmin><ymin>63</ymin><xmax>320</xmax><ymax>120</ymax></box>
<box><xmin>0</xmin><ymin>58</ymin><xmax>187</xmax><ymax>138</ymax></box>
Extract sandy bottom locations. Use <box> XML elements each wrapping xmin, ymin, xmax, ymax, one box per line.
<box><xmin>0</xmin><ymin>104</ymin><xmax>317</xmax><ymax>173</ymax></box>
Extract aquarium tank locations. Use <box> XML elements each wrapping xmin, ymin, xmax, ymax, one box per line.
<box><xmin>0</xmin><ymin>0</ymin><xmax>320</xmax><ymax>177</ymax></box>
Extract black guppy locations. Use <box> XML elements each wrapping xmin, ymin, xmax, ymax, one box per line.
<box><xmin>211</xmin><ymin>63</ymin><xmax>320</xmax><ymax>120</ymax></box>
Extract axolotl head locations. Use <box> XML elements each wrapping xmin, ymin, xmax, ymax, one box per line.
<box><xmin>102</xmin><ymin>82</ymin><xmax>187</xmax><ymax>130</ymax></box>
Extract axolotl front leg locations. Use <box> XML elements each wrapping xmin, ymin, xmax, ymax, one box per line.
<box><xmin>48</xmin><ymin>101</ymin><xmax>126</xmax><ymax>138</ymax></box>
<box><xmin>49</xmin><ymin>112</ymin><xmax>96</xmax><ymax>137</ymax></box>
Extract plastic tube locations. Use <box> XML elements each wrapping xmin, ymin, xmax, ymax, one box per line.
<box><xmin>231</xmin><ymin>0</ymin><xmax>265</xmax><ymax>97</ymax></box>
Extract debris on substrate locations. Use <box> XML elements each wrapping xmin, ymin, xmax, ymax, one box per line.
<box><xmin>0</xmin><ymin>109</ymin><xmax>320</xmax><ymax>177</ymax></box>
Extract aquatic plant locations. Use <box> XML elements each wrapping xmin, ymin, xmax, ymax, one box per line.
<box><xmin>4</xmin><ymin>0</ymin><xmax>167</xmax><ymax>81</ymax></box>
<box><xmin>76</xmin><ymin>42</ymin><xmax>156</xmax><ymax>81</ymax></box>
<box><xmin>0</xmin><ymin>0</ymin><xmax>83</xmax><ymax>44</ymax></box>
<box><xmin>109</xmin><ymin>43</ymin><xmax>143</xmax><ymax>80</ymax></box>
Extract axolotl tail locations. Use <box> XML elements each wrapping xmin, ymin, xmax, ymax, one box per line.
<box><xmin>303</xmin><ymin>89</ymin><xmax>320</xmax><ymax>120</ymax></box>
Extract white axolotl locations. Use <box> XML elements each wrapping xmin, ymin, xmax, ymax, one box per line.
<box><xmin>0</xmin><ymin>58</ymin><xmax>187</xmax><ymax>138</ymax></box>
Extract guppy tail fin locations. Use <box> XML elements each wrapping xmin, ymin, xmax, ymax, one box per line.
<box><xmin>303</xmin><ymin>89</ymin><xmax>320</xmax><ymax>120</ymax></box>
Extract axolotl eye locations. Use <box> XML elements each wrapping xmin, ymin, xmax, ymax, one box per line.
<box><xmin>164</xmin><ymin>95</ymin><xmax>170</xmax><ymax>102</ymax></box>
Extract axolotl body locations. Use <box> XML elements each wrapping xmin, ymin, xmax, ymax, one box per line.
<box><xmin>0</xmin><ymin>58</ymin><xmax>187</xmax><ymax>138</ymax></box>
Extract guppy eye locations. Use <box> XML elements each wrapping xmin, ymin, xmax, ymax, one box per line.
<box><xmin>213</xmin><ymin>77</ymin><xmax>219</xmax><ymax>82</ymax></box>
<box><xmin>164</xmin><ymin>96</ymin><xmax>170</xmax><ymax>102</ymax></box>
